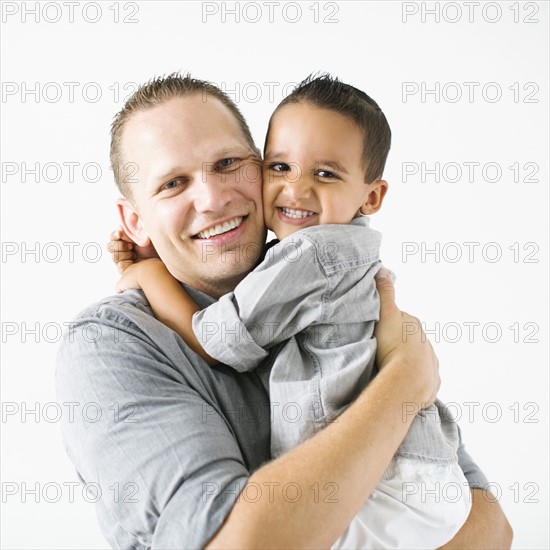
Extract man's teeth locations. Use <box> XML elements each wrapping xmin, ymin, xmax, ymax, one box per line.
<box><xmin>196</xmin><ymin>217</ymin><xmax>243</xmax><ymax>239</ymax></box>
<box><xmin>281</xmin><ymin>207</ymin><xmax>315</xmax><ymax>219</ymax></box>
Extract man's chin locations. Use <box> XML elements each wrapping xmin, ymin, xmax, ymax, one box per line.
<box><xmin>171</xmin><ymin>255</ymin><xmax>258</xmax><ymax>297</ymax></box>
<box><xmin>191</xmin><ymin>265</ymin><xmax>252</xmax><ymax>298</ymax></box>
<box><xmin>196</xmin><ymin>239</ymin><xmax>263</xmax><ymax>268</ymax></box>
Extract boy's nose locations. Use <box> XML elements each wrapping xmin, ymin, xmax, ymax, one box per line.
<box><xmin>284</xmin><ymin>172</ymin><xmax>312</xmax><ymax>200</ymax></box>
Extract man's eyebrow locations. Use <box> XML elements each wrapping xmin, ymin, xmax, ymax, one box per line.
<box><xmin>151</xmin><ymin>145</ymin><xmax>256</xmax><ymax>188</ymax></box>
<box><xmin>153</xmin><ymin>166</ymin><xmax>187</xmax><ymax>187</ymax></box>
<box><xmin>212</xmin><ymin>145</ymin><xmax>255</xmax><ymax>158</ymax></box>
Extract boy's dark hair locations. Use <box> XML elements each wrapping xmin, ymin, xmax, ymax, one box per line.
<box><xmin>269</xmin><ymin>73</ymin><xmax>391</xmax><ymax>184</ymax></box>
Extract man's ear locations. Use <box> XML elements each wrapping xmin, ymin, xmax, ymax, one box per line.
<box><xmin>116</xmin><ymin>198</ymin><xmax>151</xmax><ymax>247</ymax></box>
<box><xmin>359</xmin><ymin>180</ymin><xmax>388</xmax><ymax>216</ymax></box>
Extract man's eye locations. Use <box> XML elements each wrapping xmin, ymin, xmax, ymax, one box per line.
<box><xmin>269</xmin><ymin>162</ymin><xmax>290</xmax><ymax>172</ymax></box>
<box><xmin>217</xmin><ymin>158</ymin><xmax>237</xmax><ymax>170</ymax></box>
<box><xmin>163</xmin><ymin>178</ymin><xmax>185</xmax><ymax>190</ymax></box>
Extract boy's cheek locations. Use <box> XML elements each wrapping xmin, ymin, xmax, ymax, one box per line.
<box><xmin>261</xmin><ymin>166</ymin><xmax>271</xmax><ymax>184</ymax></box>
<box><xmin>261</xmin><ymin>170</ymin><xmax>274</xmax><ymax>195</ymax></box>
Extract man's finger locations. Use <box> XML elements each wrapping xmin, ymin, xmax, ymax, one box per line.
<box><xmin>375</xmin><ymin>266</ymin><xmax>398</xmax><ymax>315</ymax></box>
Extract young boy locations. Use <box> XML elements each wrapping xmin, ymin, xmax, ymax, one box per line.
<box><xmin>112</xmin><ymin>74</ymin><xmax>471</xmax><ymax>548</ymax></box>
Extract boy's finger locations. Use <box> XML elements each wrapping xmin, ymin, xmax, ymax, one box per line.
<box><xmin>110</xmin><ymin>229</ymin><xmax>122</xmax><ymax>240</ymax></box>
<box><xmin>113</xmin><ymin>251</ymin><xmax>135</xmax><ymax>263</ymax></box>
<box><xmin>109</xmin><ymin>227</ymin><xmax>135</xmax><ymax>244</ymax></box>
<box><xmin>118</xmin><ymin>233</ymin><xmax>134</xmax><ymax>243</ymax></box>
<box><xmin>107</xmin><ymin>240</ymin><xmax>134</xmax><ymax>253</ymax></box>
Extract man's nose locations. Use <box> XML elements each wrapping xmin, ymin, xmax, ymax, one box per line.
<box><xmin>192</xmin><ymin>172</ymin><xmax>232</xmax><ymax>213</ymax></box>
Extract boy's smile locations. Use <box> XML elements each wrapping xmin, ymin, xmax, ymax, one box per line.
<box><xmin>262</xmin><ymin>101</ymin><xmax>382</xmax><ymax>241</ymax></box>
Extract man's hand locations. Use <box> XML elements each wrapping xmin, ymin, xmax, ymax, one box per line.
<box><xmin>374</xmin><ymin>266</ymin><xmax>440</xmax><ymax>407</ymax></box>
<box><xmin>107</xmin><ymin>226</ymin><xmax>159</xmax><ymax>273</ymax></box>
<box><xmin>374</xmin><ymin>270</ymin><xmax>512</xmax><ymax>549</ymax></box>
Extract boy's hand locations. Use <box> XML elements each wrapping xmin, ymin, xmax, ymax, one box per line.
<box><xmin>115</xmin><ymin>258</ymin><xmax>166</xmax><ymax>293</ymax></box>
<box><xmin>107</xmin><ymin>227</ymin><xmax>159</xmax><ymax>273</ymax></box>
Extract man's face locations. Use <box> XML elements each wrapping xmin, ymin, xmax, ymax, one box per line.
<box><xmin>120</xmin><ymin>95</ymin><xmax>266</xmax><ymax>297</ymax></box>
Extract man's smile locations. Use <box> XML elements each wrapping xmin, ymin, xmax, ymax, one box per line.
<box><xmin>193</xmin><ymin>215</ymin><xmax>246</xmax><ymax>240</ymax></box>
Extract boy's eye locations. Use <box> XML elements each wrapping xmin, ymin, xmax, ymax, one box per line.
<box><xmin>316</xmin><ymin>170</ymin><xmax>339</xmax><ymax>180</ymax></box>
<box><xmin>268</xmin><ymin>162</ymin><xmax>290</xmax><ymax>172</ymax></box>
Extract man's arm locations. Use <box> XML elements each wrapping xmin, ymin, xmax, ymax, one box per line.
<box><xmin>206</xmin><ymin>349</ymin><xmax>438</xmax><ymax>549</ymax></box>
<box><xmin>207</xmin><ymin>271</ymin><xmax>513</xmax><ymax>549</ymax></box>
<box><xmin>445</xmin><ymin>423</ymin><xmax>513</xmax><ymax>549</ymax></box>
<box><xmin>439</xmin><ymin>489</ymin><xmax>513</xmax><ymax>549</ymax></box>
<box><xmin>206</xmin><ymin>269</ymin><xmax>441</xmax><ymax>548</ymax></box>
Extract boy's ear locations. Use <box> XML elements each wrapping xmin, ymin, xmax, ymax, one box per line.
<box><xmin>116</xmin><ymin>198</ymin><xmax>152</xmax><ymax>247</ymax></box>
<box><xmin>359</xmin><ymin>180</ymin><xmax>388</xmax><ymax>216</ymax></box>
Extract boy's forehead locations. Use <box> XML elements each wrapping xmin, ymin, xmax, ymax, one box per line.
<box><xmin>266</xmin><ymin>102</ymin><xmax>364</xmax><ymax>161</ymax></box>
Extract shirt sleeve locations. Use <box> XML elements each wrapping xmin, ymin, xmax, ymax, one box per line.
<box><xmin>56</xmin><ymin>301</ymin><xmax>256</xmax><ymax>549</ymax></box>
<box><xmin>192</xmin><ymin>234</ymin><xmax>327</xmax><ymax>371</ymax></box>
<box><xmin>456</xmin><ymin>424</ymin><xmax>490</xmax><ymax>489</ymax></box>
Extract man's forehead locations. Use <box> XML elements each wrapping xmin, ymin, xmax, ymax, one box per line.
<box><xmin>123</xmin><ymin>97</ymin><xmax>250</xmax><ymax>162</ymax></box>
<box><xmin>119</xmin><ymin>102</ymin><xmax>255</xmax><ymax>194</ymax></box>
<box><xmin>130</xmin><ymin>95</ymin><xmax>234</xmax><ymax>131</ymax></box>
<box><xmin>125</xmin><ymin>96</ymin><xmax>246</xmax><ymax>149</ymax></box>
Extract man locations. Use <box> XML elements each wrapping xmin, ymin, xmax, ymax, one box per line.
<box><xmin>57</xmin><ymin>74</ymin><xmax>512</xmax><ymax>548</ymax></box>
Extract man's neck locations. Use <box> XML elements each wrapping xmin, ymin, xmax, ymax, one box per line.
<box><xmin>173</xmin><ymin>241</ymin><xmax>271</xmax><ymax>300</ymax></box>
<box><xmin>179</xmin><ymin>272</ymin><xmax>247</xmax><ymax>301</ymax></box>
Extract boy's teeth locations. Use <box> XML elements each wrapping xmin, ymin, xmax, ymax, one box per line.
<box><xmin>281</xmin><ymin>207</ymin><xmax>315</xmax><ymax>219</ymax></box>
<box><xmin>197</xmin><ymin>217</ymin><xmax>243</xmax><ymax>239</ymax></box>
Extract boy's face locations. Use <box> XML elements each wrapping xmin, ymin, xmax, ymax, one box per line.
<box><xmin>263</xmin><ymin>102</ymin><xmax>377</xmax><ymax>240</ymax></box>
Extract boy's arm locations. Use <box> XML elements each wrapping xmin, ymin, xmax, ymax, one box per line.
<box><xmin>107</xmin><ymin>226</ymin><xmax>159</xmax><ymax>270</ymax></box>
<box><xmin>193</xmin><ymin>234</ymin><xmax>343</xmax><ymax>370</ymax></box>
<box><xmin>116</xmin><ymin>258</ymin><xmax>217</xmax><ymax>365</ymax></box>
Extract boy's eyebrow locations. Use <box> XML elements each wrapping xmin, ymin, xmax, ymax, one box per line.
<box><xmin>263</xmin><ymin>150</ymin><xmax>283</xmax><ymax>160</ymax></box>
<box><xmin>315</xmin><ymin>161</ymin><xmax>349</xmax><ymax>175</ymax></box>
<box><xmin>263</xmin><ymin>154</ymin><xmax>349</xmax><ymax>175</ymax></box>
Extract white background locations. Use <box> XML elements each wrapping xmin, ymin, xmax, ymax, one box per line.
<box><xmin>1</xmin><ymin>1</ymin><xmax>548</xmax><ymax>548</ymax></box>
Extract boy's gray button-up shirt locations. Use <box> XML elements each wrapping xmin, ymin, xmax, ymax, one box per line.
<box><xmin>193</xmin><ymin>218</ymin><xmax>462</xmax><ymax>462</ymax></box>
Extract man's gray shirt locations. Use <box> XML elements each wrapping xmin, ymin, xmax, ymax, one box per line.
<box><xmin>56</xmin><ymin>280</ymin><xmax>489</xmax><ymax>549</ymax></box>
